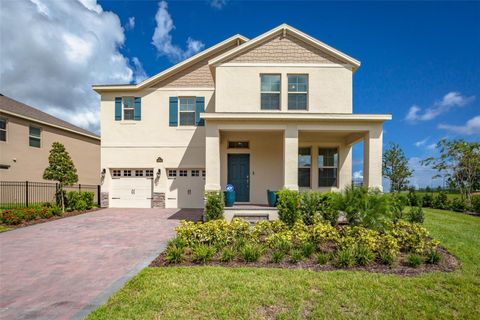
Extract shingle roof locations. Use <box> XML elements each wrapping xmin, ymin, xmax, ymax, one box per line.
<box><xmin>0</xmin><ymin>94</ymin><xmax>99</xmax><ymax>139</ymax></box>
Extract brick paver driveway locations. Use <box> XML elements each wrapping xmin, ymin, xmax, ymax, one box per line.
<box><xmin>0</xmin><ymin>208</ymin><xmax>202</xmax><ymax>320</ymax></box>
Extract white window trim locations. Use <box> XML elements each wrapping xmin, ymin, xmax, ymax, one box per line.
<box><xmin>260</xmin><ymin>74</ymin><xmax>281</xmax><ymax>110</ymax></box>
<box><xmin>122</xmin><ymin>96</ymin><xmax>135</xmax><ymax>121</ymax></box>
<box><xmin>317</xmin><ymin>147</ymin><xmax>339</xmax><ymax>188</ymax></box>
<box><xmin>178</xmin><ymin>97</ymin><xmax>196</xmax><ymax>127</ymax></box>
<box><xmin>29</xmin><ymin>126</ymin><xmax>41</xmax><ymax>148</ymax></box>
<box><xmin>0</xmin><ymin>118</ymin><xmax>6</xmax><ymax>142</ymax></box>
<box><xmin>287</xmin><ymin>74</ymin><xmax>309</xmax><ymax>110</ymax></box>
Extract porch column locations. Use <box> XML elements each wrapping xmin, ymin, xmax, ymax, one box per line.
<box><xmin>283</xmin><ymin>125</ymin><xmax>299</xmax><ymax>190</ymax></box>
<box><xmin>363</xmin><ymin>124</ymin><xmax>383</xmax><ymax>191</ymax></box>
<box><xmin>205</xmin><ymin>123</ymin><xmax>221</xmax><ymax>191</ymax></box>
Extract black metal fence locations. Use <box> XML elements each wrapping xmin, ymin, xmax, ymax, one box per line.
<box><xmin>0</xmin><ymin>181</ymin><xmax>100</xmax><ymax>209</ymax></box>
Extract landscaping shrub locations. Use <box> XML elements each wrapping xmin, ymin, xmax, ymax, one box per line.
<box><xmin>65</xmin><ymin>191</ymin><xmax>95</xmax><ymax>211</ymax></box>
<box><xmin>167</xmin><ymin>237</ymin><xmax>187</xmax><ymax>250</ymax></box>
<box><xmin>432</xmin><ymin>192</ymin><xmax>450</xmax><ymax>210</ymax></box>
<box><xmin>421</xmin><ymin>193</ymin><xmax>433</xmax><ymax>208</ymax></box>
<box><xmin>390</xmin><ymin>193</ymin><xmax>407</xmax><ymax>222</ymax></box>
<box><xmin>450</xmin><ymin>198</ymin><xmax>466</xmax><ymax>212</ymax></box>
<box><xmin>470</xmin><ymin>195</ymin><xmax>480</xmax><ymax>213</ymax></box>
<box><xmin>204</xmin><ymin>191</ymin><xmax>224</xmax><ymax>221</ymax></box>
<box><xmin>425</xmin><ymin>249</ymin><xmax>442</xmax><ymax>264</ymax></box>
<box><xmin>220</xmin><ymin>247</ymin><xmax>235</xmax><ymax>262</ymax></box>
<box><xmin>272</xmin><ymin>238</ymin><xmax>291</xmax><ymax>254</ymax></box>
<box><xmin>0</xmin><ymin>205</ymin><xmax>62</xmax><ymax>225</ymax></box>
<box><xmin>355</xmin><ymin>245</ymin><xmax>376</xmax><ymax>266</ymax></box>
<box><xmin>300</xmin><ymin>192</ymin><xmax>320</xmax><ymax>225</ymax></box>
<box><xmin>271</xmin><ymin>251</ymin><xmax>285</xmax><ymax>263</ymax></box>
<box><xmin>407</xmin><ymin>188</ymin><xmax>419</xmax><ymax>206</ymax></box>
<box><xmin>317</xmin><ymin>193</ymin><xmax>340</xmax><ymax>225</ymax></box>
<box><xmin>290</xmin><ymin>249</ymin><xmax>304</xmax><ymax>264</ymax></box>
<box><xmin>165</xmin><ymin>245</ymin><xmax>184</xmax><ymax>264</ymax></box>
<box><xmin>335</xmin><ymin>247</ymin><xmax>356</xmax><ymax>268</ymax></box>
<box><xmin>316</xmin><ymin>252</ymin><xmax>331</xmax><ymax>265</ymax></box>
<box><xmin>167</xmin><ymin>215</ymin><xmax>443</xmax><ymax>269</ymax></box>
<box><xmin>378</xmin><ymin>250</ymin><xmax>396</xmax><ymax>266</ymax></box>
<box><xmin>334</xmin><ymin>186</ymin><xmax>390</xmax><ymax>230</ymax></box>
<box><xmin>300</xmin><ymin>241</ymin><xmax>315</xmax><ymax>258</ymax></box>
<box><xmin>406</xmin><ymin>254</ymin><xmax>423</xmax><ymax>268</ymax></box>
<box><xmin>407</xmin><ymin>206</ymin><xmax>425</xmax><ymax>224</ymax></box>
<box><xmin>387</xmin><ymin>221</ymin><xmax>429</xmax><ymax>253</ymax></box>
<box><xmin>276</xmin><ymin>189</ymin><xmax>302</xmax><ymax>227</ymax></box>
<box><xmin>240</xmin><ymin>243</ymin><xmax>264</xmax><ymax>262</ymax></box>
<box><xmin>192</xmin><ymin>245</ymin><xmax>215</xmax><ymax>264</ymax></box>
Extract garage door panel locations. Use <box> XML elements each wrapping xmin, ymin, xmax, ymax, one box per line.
<box><xmin>166</xmin><ymin>176</ymin><xmax>205</xmax><ymax>209</ymax></box>
<box><xmin>110</xmin><ymin>178</ymin><xmax>152</xmax><ymax>208</ymax></box>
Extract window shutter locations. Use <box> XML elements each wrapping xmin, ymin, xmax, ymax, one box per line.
<box><xmin>134</xmin><ymin>97</ymin><xmax>141</xmax><ymax>120</ymax></box>
<box><xmin>115</xmin><ymin>97</ymin><xmax>122</xmax><ymax>121</ymax></box>
<box><xmin>195</xmin><ymin>97</ymin><xmax>205</xmax><ymax>126</ymax></box>
<box><xmin>169</xmin><ymin>97</ymin><xmax>178</xmax><ymax>127</ymax></box>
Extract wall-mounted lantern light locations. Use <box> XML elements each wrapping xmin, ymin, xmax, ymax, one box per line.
<box><xmin>156</xmin><ymin>168</ymin><xmax>161</xmax><ymax>179</ymax></box>
<box><xmin>101</xmin><ymin>168</ymin><xmax>106</xmax><ymax>178</ymax></box>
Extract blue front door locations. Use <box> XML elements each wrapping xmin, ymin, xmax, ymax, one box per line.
<box><xmin>228</xmin><ymin>154</ymin><xmax>250</xmax><ymax>202</ymax></box>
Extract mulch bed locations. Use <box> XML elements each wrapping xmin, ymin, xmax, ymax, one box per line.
<box><xmin>150</xmin><ymin>246</ymin><xmax>459</xmax><ymax>276</ymax></box>
<box><xmin>0</xmin><ymin>208</ymin><xmax>101</xmax><ymax>231</ymax></box>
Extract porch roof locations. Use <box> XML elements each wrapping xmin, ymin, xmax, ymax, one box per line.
<box><xmin>201</xmin><ymin>112</ymin><xmax>392</xmax><ymax>122</ymax></box>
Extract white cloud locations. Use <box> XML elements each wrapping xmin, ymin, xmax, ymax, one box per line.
<box><xmin>414</xmin><ymin>137</ymin><xmax>429</xmax><ymax>147</ymax></box>
<box><xmin>131</xmin><ymin>57</ymin><xmax>148</xmax><ymax>83</ymax></box>
<box><xmin>407</xmin><ymin>157</ymin><xmax>443</xmax><ymax>189</ymax></box>
<box><xmin>125</xmin><ymin>16</ymin><xmax>135</xmax><ymax>30</ymax></box>
<box><xmin>209</xmin><ymin>0</ymin><xmax>228</xmax><ymax>9</ymax></box>
<box><xmin>0</xmin><ymin>0</ymin><xmax>138</xmax><ymax>134</ymax></box>
<box><xmin>353</xmin><ymin>170</ymin><xmax>363</xmax><ymax>180</ymax></box>
<box><xmin>438</xmin><ymin>115</ymin><xmax>480</xmax><ymax>136</ymax></box>
<box><xmin>405</xmin><ymin>92</ymin><xmax>475</xmax><ymax>122</ymax></box>
<box><xmin>151</xmin><ymin>1</ymin><xmax>205</xmax><ymax>63</ymax></box>
<box><xmin>426</xmin><ymin>143</ymin><xmax>437</xmax><ymax>150</ymax></box>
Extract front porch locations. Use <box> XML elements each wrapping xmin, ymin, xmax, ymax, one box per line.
<box><xmin>203</xmin><ymin>113</ymin><xmax>390</xmax><ymax>211</ymax></box>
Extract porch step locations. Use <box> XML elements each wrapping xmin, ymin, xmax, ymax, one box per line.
<box><xmin>224</xmin><ymin>207</ymin><xmax>278</xmax><ymax>222</ymax></box>
<box><xmin>232</xmin><ymin>214</ymin><xmax>269</xmax><ymax>224</ymax></box>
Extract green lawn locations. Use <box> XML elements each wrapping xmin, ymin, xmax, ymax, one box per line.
<box><xmin>87</xmin><ymin>209</ymin><xmax>480</xmax><ymax>319</ymax></box>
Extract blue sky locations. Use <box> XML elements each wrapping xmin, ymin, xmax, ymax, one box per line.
<box><xmin>1</xmin><ymin>1</ymin><xmax>479</xmax><ymax>189</ymax></box>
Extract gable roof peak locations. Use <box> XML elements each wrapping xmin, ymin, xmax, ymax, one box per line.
<box><xmin>209</xmin><ymin>24</ymin><xmax>361</xmax><ymax>71</ymax></box>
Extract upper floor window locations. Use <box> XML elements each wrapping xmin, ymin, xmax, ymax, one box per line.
<box><xmin>135</xmin><ymin>170</ymin><xmax>144</xmax><ymax>177</ymax></box>
<box><xmin>191</xmin><ymin>170</ymin><xmax>200</xmax><ymax>177</ymax></box>
<box><xmin>179</xmin><ymin>97</ymin><xmax>196</xmax><ymax>126</ymax></box>
<box><xmin>318</xmin><ymin>148</ymin><xmax>338</xmax><ymax>187</ymax></box>
<box><xmin>0</xmin><ymin>118</ymin><xmax>6</xmax><ymax>142</ymax></box>
<box><xmin>29</xmin><ymin>126</ymin><xmax>41</xmax><ymax>148</ymax></box>
<box><xmin>228</xmin><ymin>141</ymin><xmax>249</xmax><ymax>149</ymax></box>
<box><xmin>298</xmin><ymin>147</ymin><xmax>311</xmax><ymax>188</ymax></box>
<box><xmin>112</xmin><ymin>170</ymin><xmax>121</xmax><ymax>177</ymax></box>
<box><xmin>168</xmin><ymin>169</ymin><xmax>177</xmax><ymax>178</ymax></box>
<box><xmin>145</xmin><ymin>169</ymin><xmax>154</xmax><ymax>177</ymax></box>
<box><xmin>123</xmin><ymin>97</ymin><xmax>135</xmax><ymax>120</ymax></box>
<box><xmin>260</xmin><ymin>74</ymin><xmax>281</xmax><ymax>110</ymax></box>
<box><xmin>288</xmin><ymin>75</ymin><xmax>308</xmax><ymax>110</ymax></box>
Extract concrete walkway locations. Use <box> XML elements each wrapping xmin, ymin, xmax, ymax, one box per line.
<box><xmin>0</xmin><ymin>208</ymin><xmax>202</xmax><ymax>320</ymax></box>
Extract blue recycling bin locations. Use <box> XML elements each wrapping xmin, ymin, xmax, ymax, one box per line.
<box><xmin>224</xmin><ymin>184</ymin><xmax>235</xmax><ymax>207</ymax></box>
<box><xmin>267</xmin><ymin>190</ymin><xmax>278</xmax><ymax>207</ymax></box>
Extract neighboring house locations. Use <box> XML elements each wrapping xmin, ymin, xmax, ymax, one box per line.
<box><xmin>94</xmin><ymin>24</ymin><xmax>391</xmax><ymax>210</ymax></box>
<box><xmin>0</xmin><ymin>94</ymin><xmax>100</xmax><ymax>185</ymax></box>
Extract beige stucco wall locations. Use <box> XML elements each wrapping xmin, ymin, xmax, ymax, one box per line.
<box><xmin>100</xmin><ymin>89</ymin><xmax>210</xmax><ymax>196</ymax></box>
<box><xmin>214</xmin><ymin>65</ymin><xmax>352</xmax><ymax>113</ymax></box>
<box><xmin>0</xmin><ymin>113</ymin><xmax>100</xmax><ymax>184</ymax></box>
<box><xmin>220</xmin><ymin>131</ymin><xmax>284</xmax><ymax>205</ymax></box>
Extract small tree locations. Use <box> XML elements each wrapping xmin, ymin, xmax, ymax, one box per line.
<box><xmin>43</xmin><ymin>142</ymin><xmax>78</xmax><ymax>212</ymax></box>
<box><xmin>382</xmin><ymin>142</ymin><xmax>413</xmax><ymax>192</ymax></box>
<box><xmin>422</xmin><ymin>139</ymin><xmax>480</xmax><ymax>206</ymax></box>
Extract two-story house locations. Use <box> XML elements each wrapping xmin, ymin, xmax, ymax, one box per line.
<box><xmin>93</xmin><ymin>24</ymin><xmax>391</xmax><ymax>210</ymax></box>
